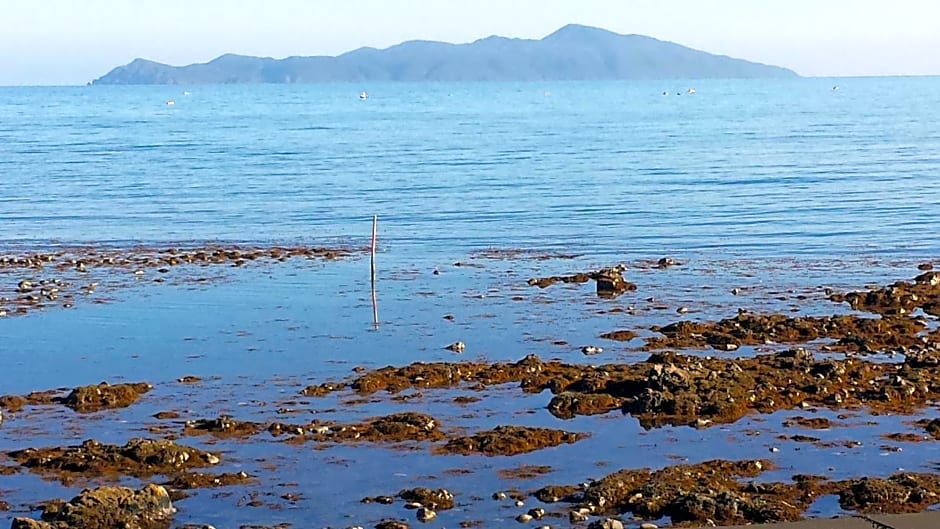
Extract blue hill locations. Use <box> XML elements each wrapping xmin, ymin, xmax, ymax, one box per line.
<box><xmin>92</xmin><ymin>24</ymin><xmax>797</xmax><ymax>84</ymax></box>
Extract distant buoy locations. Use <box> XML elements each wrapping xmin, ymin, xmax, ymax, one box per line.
<box><xmin>360</xmin><ymin>91</ymin><xmax>368</xmax><ymax>100</ymax></box>
<box><xmin>166</xmin><ymin>100</ymin><xmax>175</xmax><ymax>106</ymax></box>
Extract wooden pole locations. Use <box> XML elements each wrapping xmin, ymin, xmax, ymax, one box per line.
<box><xmin>371</xmin><ymin>215</ymin><xmax>378</xmax><ymax>327</ymax></box>
<box><xmin>371</xmin><ymin>215</ymin><xmax>377</xmax><ymax>283</ymax></box>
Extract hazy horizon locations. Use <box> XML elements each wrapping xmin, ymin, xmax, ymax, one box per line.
<box><xmin>3</xmin><ymin>0</ymin><xmax>940</xmax><ymax>86</ymax></box>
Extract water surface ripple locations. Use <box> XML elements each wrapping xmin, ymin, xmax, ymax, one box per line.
<box><xmin>1</xmin><ymin>78</ymin><xmax>939</xmax><ymax>257</ymax></box>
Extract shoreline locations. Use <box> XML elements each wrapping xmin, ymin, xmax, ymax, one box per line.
<box><xmin>3</xmin><ymin>247</ymin><xmax>940</xmax><ymax>527</ymax></box>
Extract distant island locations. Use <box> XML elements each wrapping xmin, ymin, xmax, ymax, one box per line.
<box><xmin>92</xmin><ymin>24</ymin><xmax>797</xmax><ymax>85</ymax></box>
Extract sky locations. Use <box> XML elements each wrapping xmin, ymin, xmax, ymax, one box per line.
<box><xmin>2</xmin><ymin>0</ymin><xmax>939</xmax><ymax>85</ymax></box>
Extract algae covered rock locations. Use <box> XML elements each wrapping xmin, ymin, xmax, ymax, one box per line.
<box><xmin>12</xmin><ymin>483</ymin><xmax>175</xmax><ymax>529</ymax></box>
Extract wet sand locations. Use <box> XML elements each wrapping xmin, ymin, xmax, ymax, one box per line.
<box><xmin>2</xmin><ymin>246</ymin><xmax>940</xmax><ymax>527</ymax></box>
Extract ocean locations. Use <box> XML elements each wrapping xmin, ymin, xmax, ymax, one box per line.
<box><xmin>2</xmin><ymin>78</ymin><xmax>940</xmax><ymax>527</ymax></box>
<box><xmin>2</xmin><ymin>78</ymin><xmax>939</xmax><ymax>257</ymax></box>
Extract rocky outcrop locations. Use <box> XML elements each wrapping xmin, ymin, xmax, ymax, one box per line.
<box><xmin>11</xmin><ymin>484</ymin><xmax>175</xmax><ymax>529</ymax></box>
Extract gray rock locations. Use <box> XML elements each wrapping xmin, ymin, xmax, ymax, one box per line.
<box><xmin>588</xmin><ymin>519</ymin><xmax>624</xmax><ymax>529</ymax></box>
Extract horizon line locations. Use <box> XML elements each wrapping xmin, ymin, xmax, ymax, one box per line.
<box><xmin>4</xmin><ymin>73</ymin><xmax>940</xmax><ymax>88</ymax></box>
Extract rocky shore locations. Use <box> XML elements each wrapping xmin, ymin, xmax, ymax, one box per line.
<box><xmin>3</xmin><ymin>250</ymin><xmax>940</xmax><ymax>528</ymax></box>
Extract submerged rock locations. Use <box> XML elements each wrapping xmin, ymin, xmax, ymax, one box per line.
<box><xmin>437</xmin><ymin>425</ymin><xmax>586</xmax><ymax>456</ymax></box>
<box><xmin>838</xmin><ymin>473</ymin><xmax>940</xmax><ymax>513</ymax></box>
<box><xmin>919</xmin><ymin>418</ymin><xmax>940</xmax><ymax>439</ymax></box>
<box><xmin>527</xmin><ymin>266</ymin><xmax>636</xmax><ymax>298</ymax></box>
<box><xmin>0</xmin><ymin>391</ymin><xmax>58</xmax><ymax>413</ymax></box>
<box><xmin>183</xmin><ymin>416</ymin><xmax>263</xmax><ymax>438</ymax></box>
<box><xmin>161</xmin><ymin>471</ymin><xmax>252</xmax><ymax>491</ymax></box>
<box><xmin>647</xmin><ymin>312</ymin><xmax>924</xmax><ymax>354</ymax></box>
<box><xmin>374</xmin><ymin>521</ymin><xmax>409</xmax><ymax>529</ymax></box>
<box><xmin>279</xmin><ymin>412</ymin><xmax>444</xmax><ymax>444</ymax></box>
<box><xmin>599</xmin><ymin>330</ymin><xmax>638</xmax><ymax>342</ymax></box>
<box><xmin>0</xmin><ymin>244</ymin><xmax>356</xmax><ymax>318</ymax></box>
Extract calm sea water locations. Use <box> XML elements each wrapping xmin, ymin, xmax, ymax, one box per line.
<box><xmin>3</xmin><ymin>79</ymin><xmax>940</xmax><ymax>526</ymax></box>
<box><xmin>2</xmin><ymin>78</ymin><xmax>939</xmax><ymax>257</ymax></box>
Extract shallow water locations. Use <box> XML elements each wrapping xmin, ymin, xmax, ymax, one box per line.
<box><xmin>3</xmin><ymin>253</ymin><xmax>939</xmax><ymax>527</ymax></box>
<box><xmin>2</xmin><ymin>79</ymin><xmax>940</xmax><ymax>527</ymax></box>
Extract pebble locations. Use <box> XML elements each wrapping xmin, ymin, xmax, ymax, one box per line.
<box><xmin>528</xmin><ymin>507</ymin><xmax>545</xmax><ymax>519</ymax></box>
<box><xmin>569</xmin><ymin>510</ymin><xmax>589</xmax><ymax>522</ymax></box>
<box><xmin>404</xmin><ymin>502</ymin><xmax>422</xmax><ymax>509</ymax></box>
<box><xmin>581</xmin><ymin>345</ymin><xmax>603</xmax><ymax>355</ymax></box>
<box><xmin>514</xmin><ymin>499</ymin><xmax>525</xmax><ymax>507</ymax></box>
<box><xmin>492</xmin><ymin>491</ymin><xmax>507</xmax><ymax>501</ymax></box>
<box><xmin>640</xmin><ymin>524</ymin><xmax>659</xmax><ymax>529</ymax></box>
<box><xmin>416</xmin><ymin>507</ymin><xmax>436</xmax><ymax>522</ymax></box>
<box><xmin>515</xmin><ymin>514</ymin><xmax>533</xmax><ymax>523</ymax></box>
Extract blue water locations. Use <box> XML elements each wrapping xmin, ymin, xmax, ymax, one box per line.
<box><xmin>2</xmin><ymin>78</ymin><xmax>940</xmax><ymax>256</ymax></box>
<box><xmin>3</xmin><ymin>79</ymin><xmax>940</xmax><ymax>527</ymax></box>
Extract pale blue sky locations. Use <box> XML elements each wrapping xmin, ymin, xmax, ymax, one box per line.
<box><xmin>2</xmin><ymin>0</ymin><xmax>939</xmax><ymax>85</ymax></box>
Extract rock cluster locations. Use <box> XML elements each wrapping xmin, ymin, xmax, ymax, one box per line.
<box><xmin>11</xmin><ymin>484</ymin><xmax>176</xmax><ymax>529</ymax></box>
<box><xmin>8</xmin><ymin>438</ymin><xmax>220</xmax><ymax>478</ymax></box>
<box><xmin>437</xmin><ymin>425</ymin><xmax>586</xmax><ymax>456</ymax></box>
<box><xmin>0</xmin><ymin>244</ymin><xmax>355</xmax><ymax>317</ymax></box>
<box><xmin>1</xmin><ymin>381</ymin><xmax>151</xmax><ymax>414</ymax></box>
<box><xmin>527</xmin><ymin>266</ymin><xmax>636</xmax><ymax>297</ymax></box>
